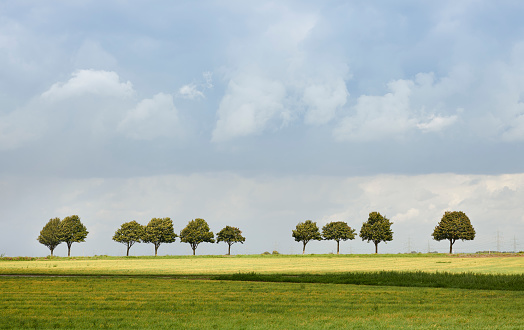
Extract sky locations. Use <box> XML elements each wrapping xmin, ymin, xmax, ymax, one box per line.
<box><xmin>1</xmin><ymin>1</ymin><xmax>523</xmax><ymax>257</ymax></box>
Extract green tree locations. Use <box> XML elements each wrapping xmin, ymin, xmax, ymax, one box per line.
<box><xmin>292</xmin><ymin>220</ymin><xmax>322</xmax><ymax>254</ymax></box>
<box><xmin>37</xmin><ymin>217</ymin><xmax>62</xmax><ymax>256</ymax></box>
<box><xmin>322</xmin><ymin>221</ymin><xmax>356</xmax><ymax>254</ymax></box>
<box><xmin>432</xmin><ymin>211</ymin><xmax>475</xmax><ymax>254</ymax></box>
<box><xmin>180</xmin><ymin>218</ymin><xmax>215</xmax><ymax>255</ymax></box>
<box><xmin>359</xmin><ymin>212</ymin><xmax>393</xmax><ymax>254</ymax></box>
<box><xmin>143</xmin><ymin>217</ymin><xmax>177</xmax><ymax>256</ymax></box>
<box><xmin>59</xmin><ymin>215</ymin><xmax>88</xmax><ymax>257</ymax></box>
<box><xmin>216</xmin><ymin>226</ymin><xmax>246</xmax><ymax>255</ymax></box>
<box><xmin>112</xmin><ymin>221</ymin><xmax>145</xmax><ymax>256</ymax></box>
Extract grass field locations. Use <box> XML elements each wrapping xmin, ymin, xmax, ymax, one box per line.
<box><xmin>1</xmin><ymin>254</ymin><xmax>523</xmax><ymax>328</ymax></box>
<box><xmin>1</xmin><ymin>253</ymin><xmax>523</xmax><ymax>275</ymax></box>
<box><xmin>1</xmin><ymin>276</ymin><xmax>523</xmax><ymax>329</ymax></box>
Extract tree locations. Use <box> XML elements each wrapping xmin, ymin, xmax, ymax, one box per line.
<box><xmin>322</xmin><ymin>221</ymin><xmax>356</xmax><ymax>254</ymax></box>
<box><xmin>143</xmin><ymin>217</ymin><xmax>177</xmax><ymax>256</ymax></box>
<box><xmin>112</xmin><ymin>221</ymin><xmax>145</xmax><ymax>256</ymax></box>
<box><xmin>216</xmin><ymin>226</ymin><xmax>246</xmax><ymax>255</ymax></box>
<box><xmin>359</xmin><ymin>212</ymin><xmax>393</xmax><ymax>254</ymax></box>
<box><xmin>59</xmin><ymin>215</ymin><xmax>88</xmax><ymax>257</ymax></box>
<box><xmin>432</xmin><ymin>211</ymin><xmax>475</xmax><ymax>254</ymax></box>
<box><xmin>292</xmin><ymin>220</ymin><xmax>322</xmax><ymax>254</ymax></box>
<box><xmin>37</xmin><ymin>217</ymin><xmax>62</xmax><ymax>256</ymax></box>
<box><xmin>180</xmin><ymin>218</ymin><xmax>215</xmax><ymax>255</ymax></box>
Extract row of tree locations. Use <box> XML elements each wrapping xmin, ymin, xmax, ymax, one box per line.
<box><xmin>37</xmin><ymin>216</ymin><xmax>245</xmax><ymax>256</ymax></box>
<box><xmin>112</xmin><ymin>217</ymin><xmax>245</xmax><ymax>256</ymax></box>
<box><xmin>37</xmin><ymin>211</ymin><xmax>475</xmax><ymax>256</ymax></box>
<box><xmin>37</xmin><ymin>215</ymin><xmax>89</xmax><ymax>257</ymax></box>
<box><xmin>293</xmin><ymin>211</ymin><xmax>476</xmax><ymax>254</ymax></box>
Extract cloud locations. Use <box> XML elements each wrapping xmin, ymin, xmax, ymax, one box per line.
<box><xmin>334</xmin><ymin>72</ymin><xmax>464</xmax><ymax>141</ymax></box>
<box><xmin>302</xmin><ymin>78</ymin><xmax>349</xmax><ymax>125</ymax></box>
<box><xmin>212</xmin><ymin>4</ymin><xmax>350</xmax><ymax>141</ymax></box>
<box><xmin>417</xmin><ymin>114</ymin><xmax>458</xmax><ymax>132</ymax></box>
<box><xmin>118</xmin><ymin>93</ymin><xmax>182</xmax><ymax>140</ymax></box>
<box><xmin>41</xmin><ymin>69</ymin><xmax>134</xmax><ymax>101</ymax></box>
<box><xmin>178</xmin><ymin>83</ymin><xmax>204</xmax><ymax>100</ymax></box>
<box><xmin>212</xmin><ymin>74</ymin><xmax>287</xmax><ymax>142</ymax></box>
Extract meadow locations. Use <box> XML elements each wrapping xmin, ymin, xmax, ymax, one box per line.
<box><xmin>1</xmin><ymin>253</ymin><xmax>523</xmax><ymax>275</ymax></box>
<box><xmin>1</xmin><ymin>254</ymin><xmax>523</xmax><ymax>329</ymax></box>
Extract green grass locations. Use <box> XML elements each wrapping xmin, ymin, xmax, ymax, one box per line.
<box><xmin>216</xmin><ymin>271</ymin><xmax>524</xmax><ymax>291</ymax></box>
<box><xmin>1</xmin><ymin>254</ymin><xmax>522</xmax><ymax>328</ymax></box>
<box><xmin>1</xmin><ymin>276</ymin><xmax>523</xmax><ymax>329</ymax></box>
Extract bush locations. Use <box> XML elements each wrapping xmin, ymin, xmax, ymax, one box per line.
<box><xmin>262</xmin><ymin>251</ymin><xmax>270</xmax><ymax>255</ymax></box>
<box><xmin>272</xmin><ymin>250</ymin><xmax>280</xmax><ymax>255</ymax></box>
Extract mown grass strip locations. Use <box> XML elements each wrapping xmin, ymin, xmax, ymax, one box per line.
<box><xmin>216</xmin><ymin>271</ymin><xmax>524</xmax><ymax>291</ymax></box>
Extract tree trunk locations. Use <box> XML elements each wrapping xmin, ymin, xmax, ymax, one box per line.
<box><xmin>228</xmin><ymin>243</ymin><xmax>231</xmax><ymax>256</ymax></box>
<box><xmin>337</xmin><ymin>240</ymin><xmax>340</xmax><ymax>255</ymax></box>
<box><xmin>67</xmin><ymin>242</ymin><xmax>72</xmax><ymax>257</ymax></box>
<box><xmin>154</xmin><ymin>244</ymin><xmax>158</xmax><ymax>256</ymax></box>
<box><xmin>126</xmin><ymin>245</ymin><xmax>130</xmax><ymax>257</ymax></box>
<box><xmin>449</xmin><ymin>239</ymin><xmax>455</xmax><ymax>254</ymax></box>
<box><xmin>50</xmin><ymin>248</ymin><xmax>54</xmax><ymax>257</ymax></box>
<box><xmin>302</xmin><ymin>242</ymin><xmax>306</xmax><ymax>254</ymax></box>
<box><xmin>374</xmin><ymin>242</ymin><xmax>378</xmax><ymax>254</ymax></box>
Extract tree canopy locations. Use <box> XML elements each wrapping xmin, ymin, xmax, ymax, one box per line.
<box><xmin>359</xmin><ymin>212</ymin><xmax>393</xmax><ymax>254</ymax></box>
<box><xmin>322</xmin><ymin>221</ymin><xmax>356</xmax><ymax>254</ymax></box>
<box><xmin>180</xmin><ymin>218</ymin><xmax>215</xmax><ymax>255</ymax></box>
<box><xmin>112</xmin><ymin>221</ymin><xmax>145</xmax><ymax>256</ymax></box>
<box><xmin>37</xmin><ymin>217</ymin><xmax>62</xmax><ymax>256</ymax></box>
<box><xmin>432</xmin><ymin>211</ymin><xmax>475</xmax><ymax>254</ymax></box>
<box><xmin>292</xmin><ymin>220</ymin><xmax>322</xmax><ymax>254</ymax></box>
<box><xmin>59</xmin><ymin>215</ymin><xmax>88</xmax><ymax>257</ymax></box>
<box><xmin>143</xmin><ymin>217</ymin><xmax>177</xmax><ymax>256</ymax></box>
<box><xmin>216</xmin><ymin>226</ymin><xmax>246</xmax><ymax>255</ymax></box>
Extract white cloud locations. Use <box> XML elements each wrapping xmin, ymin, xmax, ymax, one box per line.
<box><xmin>417</xmin><ymin>114</ymin><xmax>458</xmax><ymax>132</ymax></box>
<box><xmin>178</xmin><ymin>83</ymin><xmax>204</xmax><ymax>100</ymax></box>
<box><xmin>41</xmin><ymin>69</ymin><xmax>134</xmax><ymax>101</ymax></box>
<box><xmin>334</xmin><ymin>79</ymin><xmax>416</xmax><ymax>141</ymax></box>
<box><xmin>334</xmin><ymin>72</ymin><xmax>464</xmax><ymax>141</ymax></box>
<box><xmin>212</xmin><ymin>74</ymin><xmax>287</xmax><ymax>142</ymax></box>
<box><xmin>303</xmin><ymin>78</ymin><xmax>349</xmax><ymax>125</ymax></box>
<box><xmin>118</xmin><ymin>93</ymin><xmax>181</xmax><ymax>140</ymax></box>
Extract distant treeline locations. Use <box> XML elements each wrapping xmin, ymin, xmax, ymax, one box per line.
<box><xmin>37</xmin><ymin>211</ymin><xmax>476</xmax><ymax>256</ymax></box>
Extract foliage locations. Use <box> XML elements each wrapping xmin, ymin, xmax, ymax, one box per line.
<box><xmin>180</xmin><ymin>218</ymin><xmax>215</xmax><ymax>255</ymax></box>
<box><xmin>359</xmin><ymin>212</ymin><xmax>393</xmax><ymax>254</ymax></box>
<box><xmin>37</xmin><ymin>217</ymin><xmax>62</xmax><ymax>256</ymax></box>
<box><xmin>59</xmin><ymin>215</ymin><xmax>88</xmax><ymax>257</ymax></box>
<box><xmin>112</xmin><ymin>221</ymin><xmax>145</xmax><ymax>256</ymax></box>
<box><xmin>216</xmin><ymin>226</ymin><xmax>245</xmax><ymax>255</ymax></box>
<box><xmin>292</xmin><ymin>220</ymin><xmax>322</xmax><ymax>254</ymax></box>
<box><xmin>322</xmin><ymin>221</ymin><xmax>356</xmax><ymax>254</ymax></box>
<box><xmin>143</xmin><ymin>218</ymin><xmax>177</xmax><ymax>256</ymax></box>
<box><xmin>432</xmin><ymin>211</ymin><xmax>476</xmax><ymax>254</ymax></box>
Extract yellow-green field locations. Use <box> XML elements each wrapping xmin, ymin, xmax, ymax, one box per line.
<box><xmin>1</xmin><ymin>254</ymin><xmax>522</xmax><ymax>275</ymax></box>
<box><xmin>1</xmin><ymin>254</ymin><xmax>522</xmax><ymax>329</ymax></box>
<box><xmin>1</xmin><ymin>276</ymin><xmax>523</xmax><ymax>329</ymax></box>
